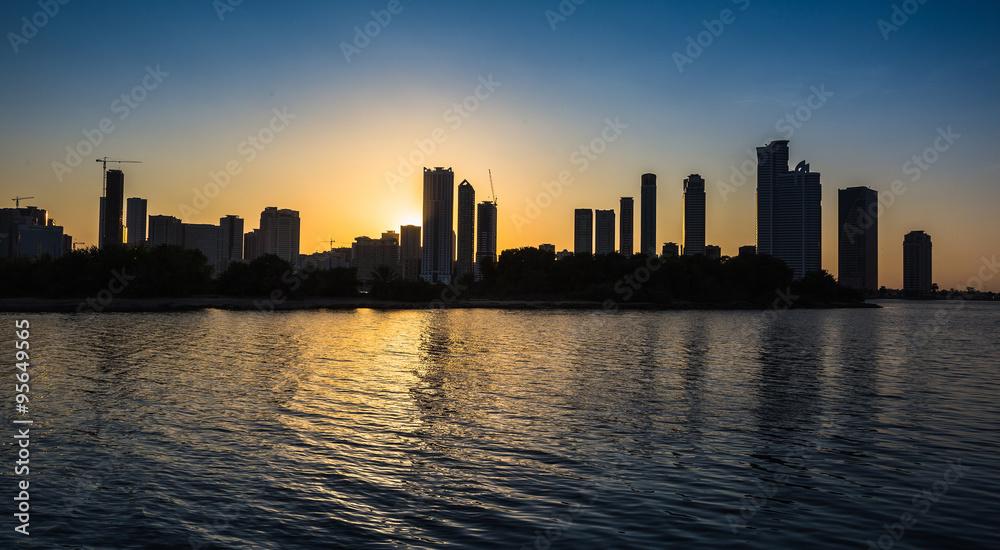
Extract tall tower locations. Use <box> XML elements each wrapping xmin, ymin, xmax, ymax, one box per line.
<box><xmin>756</xmin><ymin>140</ymin><xmax>821</xmax><ymax>279</ymax></box>
<box><xmin>259</xmin><ymin>207</ymin><xmax>301</xmax><ymax>265</ymax></box>
<box><xmin>125</xmin><ymin>197</ymin><xmax>147</xmax><ymax>246</ymax></box>
<box><xmin>640</xmin><ymin>173</ymin><xmax>656</xmax><ymax>255</ymax></box>
<box><xmin>595</xmin><ymin>209</ymin><xmax>615</xmax><ymax>256</ymax></box>
<box><xmin>619</xmin><ymin>197</ymin><xmax>634</xmax><ymax>257</ymax></box>
<box><xmin>456</xmin><ymin>180</ymin><xmax>476</xmax><ymax>281</ymax></box>
<box><xmin>838</xmin><ymin>187</ymin><xmax>878</xmax><ymax>292</ymax></box>
<box><xmin>421</xmin><ymin>167</ymin><xmax>455</xmax><ymax>284</ymax></box>
<box><xmin>475</xmin><ymin>201</ymin><xmax>497</xmax><ymax>280</ymax></box>
<box><xmin>574</xmin><ymin>209</ymin><xmax>593</xmax><ymax>255</ymax></box>
<box><xmin>903</xmin><ymin>231</ymin><xmax>932</xmax><ymax>297</ymax></box>
<box><xmin>220</xmin><ymin>215</ymin><xmax>244</xmax><ymax>270</ymax></box>
<box><xmin>100</xmin><ymin>169</ymin><xmax>125</xmax><ymax>249</ymax></box>
<box><xmin>682</xmin><ymin>174</ymin><xmax>706</xmax><ymax>256</ymax></box>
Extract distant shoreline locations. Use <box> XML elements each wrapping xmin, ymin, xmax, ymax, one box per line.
<box><xmin>0</xmin><ymin>296</ymin><xmax>881</xmax><ymax>313</ymax></box>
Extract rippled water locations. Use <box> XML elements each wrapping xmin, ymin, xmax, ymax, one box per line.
<box><xmin>2</xmin><ymin>301</ymin><xmax>998</xmax><ymax>549</ymax></box>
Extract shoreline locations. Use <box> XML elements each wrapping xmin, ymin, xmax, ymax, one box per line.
<box><xmin>0</xmin><ymin>296</ymin><xmax>881</xmax><ymax>313</ymax></box>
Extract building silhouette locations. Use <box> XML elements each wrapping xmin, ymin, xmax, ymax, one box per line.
<box><xmin>640</xmin><ymin>173</ymin><xmax>657</xmax><ymax>255</ymax></box>
<box><xmin>539</xmin><ymin>243</ymin><xmax>556</xmax><ymax>254</ymax></box>
<box><xmin>475</xmin><ymin>201</ymin><xmax>497</xmax><ymax>280</ymax></box>
<box><xmin>1</xmin><ymin>206</ymin><xmax>47</xmax><ymax>260</ymax></box>
<box><xmin>683</xmin><ymin>174</ymin><xmax>706</xmax><ymax>256</ymax></box>
<box><xmin>125</xmin><ymin>197</ymin><xmax>147</xmax><ymax>246</ymax></box>
<box><xmin>421</xmin><ymin>167</ymin><xmax>455</xmax><ymax>284</ymax></box>
<box><xmin>259</xmin><ymin>207</ymin><xmax>300</xmax><ymax>265</ymax></box>
<box><xmin>100</xmin><ymin>169</ymin><xmax>125</xmax><ymax>249</ymax></box>
<box><xmin>574</xmin><ymin>209</ymin><xmax>593</xmax><ymax>255</ymax></box>
<box><xmin>903</xmin><ymin>230</ymin><xmax>932</xmax><ymax>296</ymax></box>
<box><xmin>619</xmin><ymin>197</ymin><xmax>634</xmax><ymax>257</ymax></box>
<box><xmin>739</xmin><ymin>245</ymin><xmax>757</xmax><ymax>257</ymax></box>
<box><xmin>148</xmin><ymin>215</ymin><xmax>182</xmax><ymax>247</ymax></box>
<box><xmin>595</xmin><ymin>209</ymin><xmax>615</xmax><ymax>256</ymax></box>
<box><xmin>662</xmin><ymin>242</ymin><xmax>679</xmax><ymax>258</ymax></box>
<box><xmin>182</xmin><ymin>223</ymin><xmax>223</xmax><ymax>275</ymax></box>
<box><xmin>244</xmin><ymin>229</ymin><xmax>261</xmax><ymax>261</ymax></box>
<box><xmin>756</xmin><ymin>140</ymin><xmax>822</xmax><ymax>279</ymax></box>
<box><xmin>352</xmin><ymin>231</ymin><xmax>400</xmax><ymax>282</ymax></box>
<box><xmin>220</xmin><ymin>215</ymin><xmax>244</xmax><ymax>271</ymax></box>
<box><xmin>705</xmin><ymin>245</ymin><xmax>721</xmax><ymax>260</ymax></box>
<box><xmin>400</xmin><ymin>225</ymin><xmax>422</xmax><ymax>281</ymax></box>
<box><xmin>838</xmin><ymin>186</ymin><xmax>878</xmax><ymax>292</ymax></box>
<box><xmin>17</xmin><ymin>220</ymin><xmax>65</xmax><ymax>260</ymax></box>
<box><xmin>456</xmin><ymin>180</ymin><xmax>476</xmax><ymax>280</ymax></box>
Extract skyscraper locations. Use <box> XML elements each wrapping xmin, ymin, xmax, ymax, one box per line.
<box><xmin>352</xmin><ymin>232</ymin><xmax>400</xmax><ymax>282</ymax></box>
<box><xmin>421</xmin><ymin>167</ymin><xmax>455</xmax><ymax>284</ymax></box>
<box><xmin>683</xmin><ymin>174</ymin><xmax>706</xmax><ymax>256</ymax></box>
<box><xmin>259</xmin><ymin>207</ymin><xmax>301</xmax><ymax>265</ymax></box>
<box><xmin>220</xmin><ymin>215</ymin><xmax>244</xmax><ymax>271</ymax></box>
<box><xmin>619</xmin><ymin>197</ymin><xmax>634</xmax><ymax>257</ymax></box>
<box><xmin>400</xmin><ymin>225</ymin><xmax>422</xmax><ymax>281</ymax></box>
<box><xmin>100</xmin><ymin>169</ymin><xmax>124</xmax><ymax>249</ymax></box>
<box><xmin>595</xmin><ymin>209</ymin><xmax>615</xmax><ymax>256</ymax></box>
<box><xmin>838</xmin><ymin>187</ymin><xmax>878</xmax><ymax>292</ymax></box>
<box><xmin>244</xmin><ymin>229</ymin><xmax>261</xmax><ymax>261</ymax></box>
<box><xmin>0</xmin><ymin>206</ymin><xmax>47</xmax><ymax>260</ymax></box>
<box><xmin>456</xmin><ymin>180</ymin><xmax>476</xmax><ymax>280</ymax></box>
<box><xmin>574</xmin><ymin>209</ymin><xmax>593</xmax><ymax>255</ymax></box>
<box><xmin>182</xmin><ymin>223</ymin><xmax>223</xmax><ymax>276</ymax></box>
<box><xmin>903</xmin><ymin>231</ymin><xmax>933</xmax><ymax>296</ymax></box>
<box><xmin>148</xmin><ymin>215</ymin><xmax>183</xmax><ymax>247</ymax></box>
<box><xmin>756</xmin><ymin>140</ymin><xmax>822</xmax><ymax>279</ymax></box>
<box><xmin>475</xmin><ymin>201</ymin><xmax>497</xmax><ymax>280</ymax></box>
<box><xmin>640</xmin><ymin>174</ymin><xmax>656</xmax><ymax>255</ymax></box>
<box><xmin>125</xmin><ymin>197</ymin><xmax>147</xmax><ymax>246</ymax></box>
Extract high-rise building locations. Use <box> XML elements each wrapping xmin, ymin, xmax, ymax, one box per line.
<box><xmin>539</xmin><ymin>243</ymin><xmax>556</xmax><ymax>254</ymax></box>
<box><xmin>0</xmin><ymin>206</ymin><xmax>47</xmax><ymax>260</ymax></box>
<box><xmin>456</xmin><ymin>180</ymin><xmax>476</xmax><ymax>280</ymax></box>
<box><xmin>640</xmin><ymin>174</ymin><xmax>657</xmax><ymax>255</ymax></box>
<box><xmin>14</xmin><ymin>216</ymin><xmax>64</xmax><ymax>261</ymax></box>
<box><xmin>662</xmin><ymin>242</ymin><xmax>679</xmax><ymax>258</ymax></box>
<box><xmin>220</xmin><ymin>215</ymin><xmax>244</xmax><ymax>271</ymax></box>
<box><xmin>903</xmin><ymin>231</ymin><xmax>932</xmax><ymax>296</ymax></box>
<box><xmin>739</xmin><ymin>245</ymin><xmax>757</xmax><ymax>257</ymax></box>
<box><xmin>352</xmin><ymin>232</ymin><xmax>400</xmax><ymax>282</ymax></box>
<box><xmin>244</xmin><ymin>229</ymin><xmax>261</xmax><ymax>261</ymax></box>
<box><xmin>756</xmin><ymin>140</ymin><xmax>822</xmax><ymax>279</ymax></box>
<box><xmin>705</xmin><ymin>245</ymin><xmax>722</xmax><ymax>260</ymax></box>
<box><xmin>838</xmin><ymin>187</ymin><xmax>878</xmax><ymax>292</ymax></box>
<box><xmin>620</xmin><ymin>197</ymin><xmax>634</xmax><ymax>257</ymax></box>
<box><xmin>421</xmin><ymin>167</ymin><xmax>455</xmax><ymax>284</ymax></box>
<box><xmin>683</xmin><ymin>174</ymin><xmax>706</xmax><ymax>256</ymax></box>
<box><xmin>595</xmin><ymin>209</ymin><xmax>615</xmax><ymax>256</ymax></box>
<box><xmin>100</xmin><ymin>169</ymin><xmax>125</xmax><ymax>249</ymax></box>
<box><xmin>475</xmin><ymin>201</ymin><xmax>498</xmax><ymax>280</ymax></box>
<box><xmin>574</xmin><ymin>209</ymin><xmax>593</xmax><ymax>255</ymax></box>
<box><xmin>400</xmin><ymin>225</ymin><xmax>422</xmax><ymax>281</ymax></box>
<box><xmin>98</xmin><ymin>197</ymin><xmax>106</xmax><ymax>248</ymax></box>
<box><xmin>259</xmin><ymin>207</ymin><xmax>300</xmax><ymax>265</ymax></box>
<box><xmin>148</xmin><ymin>215</ymin><xmax>183</xmax><ymax>247</ymax></box>
<box><xmin>182</xmin><ymin>223</ymin><xmax>223</xmax><ymax>276</ymax></box>
<box><xmin>125</xmin><ymin>197</ymin><xmax>147</xmax><ymax>247</ymax></box>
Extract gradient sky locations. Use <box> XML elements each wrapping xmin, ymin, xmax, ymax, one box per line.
<box><xmin>2</xmin><ymin>0</ymin><xmax>998</xmax><ymax>290</ymax></box>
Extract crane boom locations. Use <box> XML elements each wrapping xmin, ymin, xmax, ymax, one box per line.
<box><xmin>488</xmin><ymin>169</ymin><xmax>497</xmax><ymax>205</ymax></box>
<box><xmin>11</xmin><ymin>196</ymin><xmax>34</xmax><ymax>208</ymax></box>
<box><xmin>96</xmin><ymin>157</ymin><xmax>141</xmax><ymax>194</ymax></box>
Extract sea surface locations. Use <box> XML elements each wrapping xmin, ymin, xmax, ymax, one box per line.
<box><xmin>2</xmin><ymin>301</ymin><xmax>998</xmax><ymax>549</ymax></box>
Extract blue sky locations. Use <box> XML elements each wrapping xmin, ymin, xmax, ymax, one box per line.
<box><xmin>2</xmin><ymin>0</ymin><xmax>999</xmax><ymax>289</ymax></box>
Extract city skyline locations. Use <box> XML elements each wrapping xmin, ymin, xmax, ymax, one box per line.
<box><xmin>1</xmin><ymin>1</ymin><xmax>998</xmax><ymax>290</ymax></box>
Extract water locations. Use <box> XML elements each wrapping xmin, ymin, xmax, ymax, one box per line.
<box><xmin>2</xmin><ymin>301</ymin><xmax>998</xmax><ymax>549</ymax></box>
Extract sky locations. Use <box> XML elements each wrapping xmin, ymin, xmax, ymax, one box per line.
<box><xmin>1</xmin><ymin>0</ymin><xmax>999</xmax><ymax>291</ymax></box>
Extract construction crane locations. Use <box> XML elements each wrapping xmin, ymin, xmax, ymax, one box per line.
<box><xmin>488</xmin><ymin>169</ymin><xmax>498</xmax><ymax>206</ymax></box>
<box><xmin>96</xmin><ymin>157</ymin><xmax>141</xmax><ymax>194</ymax></box>
<box><xmin>11</xmin><ymin>196</ymin><xmax>34</xmax><ymax>208</ymax></box>
<box><xmin>319</xmin><ymin>238</ymin><xmax>336</xmax><ymax>251</ymax></box>
<box><xmin>73</xmin><ymin>241</ymin><xmax>86</xmax><ymax>250</ymax></box>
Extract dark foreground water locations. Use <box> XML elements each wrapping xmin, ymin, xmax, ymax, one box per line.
<box><xmin>1</xmin><ymin>301</ymin><xmax>998</xmax><ymax>549</ymax></box>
